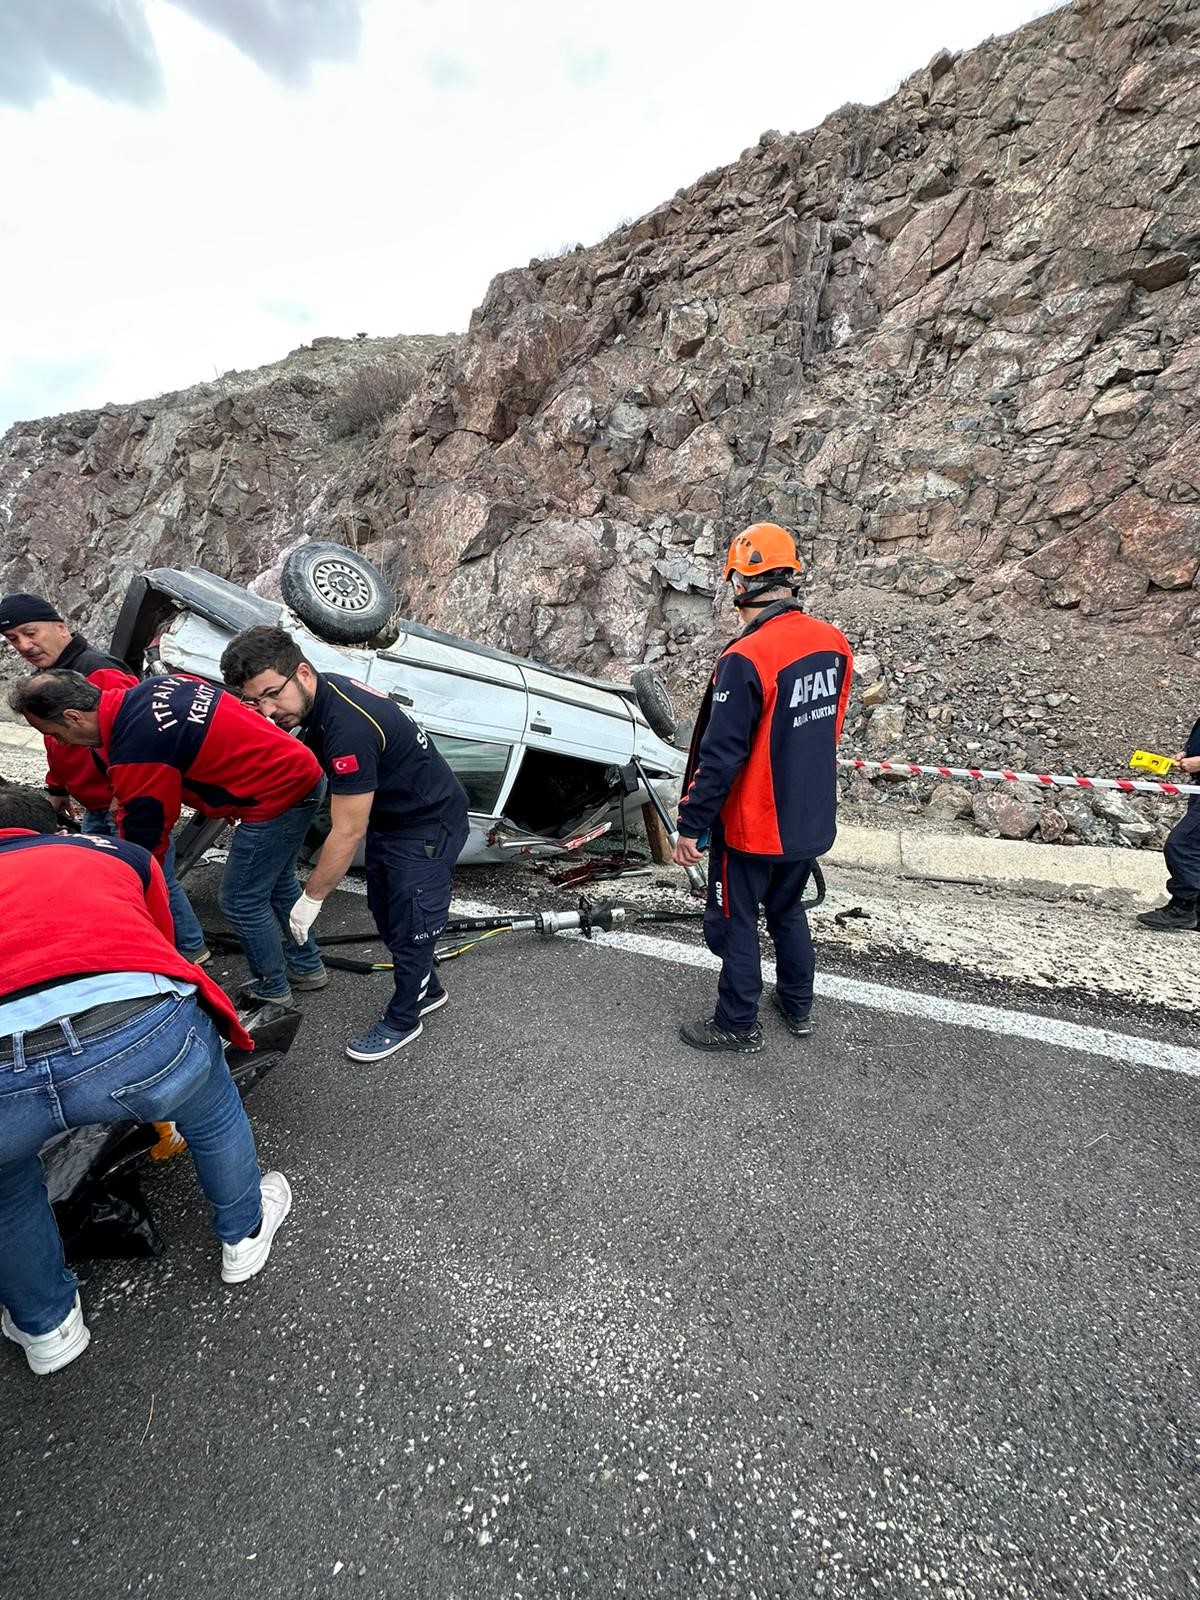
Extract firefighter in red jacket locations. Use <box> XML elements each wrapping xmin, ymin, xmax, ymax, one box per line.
<box><xmin>8</xmin><ymin>671</ymin><xmax>327</xmax><ymax>1006</ymax></box>
<box><xmin>0</xmin><ymin>590</ymin><xmax>207</xmax><ymax>960</ymax></box>
<box><xmin>0</xmin><ymin>787</ymin><xmax>291</xmax><ymax>1377</ymax></box>
<box><xmin>0</xmin><ymin>591</ymin><xmax>133</xmax><ymax>831</ymax></box>
<box><xmin>674</xmin><ymin>524</ymin><xmax>853</xmax><ymax>1053</ymax></box>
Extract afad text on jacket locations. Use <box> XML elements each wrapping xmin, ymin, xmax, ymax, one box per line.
<box><xmin>677</xmin><ymin>601</ymin><xmax>853</xmax><ymax>860</ymax></box>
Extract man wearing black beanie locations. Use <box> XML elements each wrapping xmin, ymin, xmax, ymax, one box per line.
<box><xmin>0</xmin><ymin>594</ymin><xmax>63</xmax><ymax>638</ymax></box>
<box><xmin>0</xmin><ymin>591</ymin><xmax>207</xmax><ymax>961</ymax></box>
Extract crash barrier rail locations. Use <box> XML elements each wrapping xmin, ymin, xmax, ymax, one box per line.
<box><xmin>840</xmin><ymin>757</ymin><xmax>1200</xmax><ymax>799</ymax></box>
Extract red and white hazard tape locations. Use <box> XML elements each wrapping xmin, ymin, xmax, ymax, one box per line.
<box><xmin>840</xmin><ymin>757</ymin><xmax>1200</xmax><ymax>798</ymax></box>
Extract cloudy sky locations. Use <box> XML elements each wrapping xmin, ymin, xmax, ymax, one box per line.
<box><xmin>0</xmin><ymin>0</ymin><xmax>1060</xmax><ymax>431</ymax></box>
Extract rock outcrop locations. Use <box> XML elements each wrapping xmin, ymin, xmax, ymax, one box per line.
<box><xmin>0</xmin><ymin>334</ymin><xmax>455</xmax><ymax>616</ymax></box>
<box><xmin>371</xmin><ymin>0</ymin><xmax>1199</xmax><ymax>675</ymax></box>
<box><xmin>2</xmin><ymin>0</ymin><xmax>1199</xmax><ymax>825</ymax></box>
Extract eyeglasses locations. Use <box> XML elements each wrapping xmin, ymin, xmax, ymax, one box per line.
<box><xmin>240</xmin><ymin>669</ymin><xmax>298</xmax><ymax>709</ymax></box>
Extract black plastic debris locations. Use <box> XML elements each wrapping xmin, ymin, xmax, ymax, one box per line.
<box><xmin>834</xmin><ymin>905</ymin><xmax>869</xmax><ymax>928</ymax></box>
<box><xmin>44</xmin><ymin>1122</ymin><xmax>162</xmax><ymax>1262</ymax></box>
<box><xmin>43</xmin><ymin>1001</ymin><xmax>302</xmax><ymax>1264</ymax></box>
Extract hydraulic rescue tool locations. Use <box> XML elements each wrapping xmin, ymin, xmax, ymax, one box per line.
<box><xmin>628</xmin><ymin>754</ymin><xmax>707</xmax><ymax>893</ymax></box>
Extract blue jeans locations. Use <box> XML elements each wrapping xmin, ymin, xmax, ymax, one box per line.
<box><xmin>0</xmin><ymin>995</ymin><xmax>262</xmax><ymax>1335</ymax></box>
<box><xmin>83</xmin><ymin>810</ymin><xmax>206</xmax><ymax>956</ymax></box>
<box><xmin>218</xmin><ymin>783</ymin><xmax>325</xmax><ymax>997</ymax></box>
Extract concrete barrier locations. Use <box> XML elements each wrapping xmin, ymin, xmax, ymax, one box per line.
<box><xmin>829</xmin><ymin>823</ymin><xmax>1163</xmax><ymax>902</ymax></box>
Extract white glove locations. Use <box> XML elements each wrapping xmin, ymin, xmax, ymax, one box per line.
<box><xmin>289</xmin><ymin>891</ymin><xmax>323</xmax><ymax>946</ymax></box>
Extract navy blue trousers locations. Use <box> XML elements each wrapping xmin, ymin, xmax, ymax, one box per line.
<box><xmin>365</xmin><ymin>821</ymin><xmax>468</xmax><ymax>1032</ymax></box>
<box><xmin>703</xmin><ymin>823</ymin><xmax>816</xmax><ymax>1032</ymax></box>
<box><xmin>1165</xmin><ymin>799</ymin><xmax>1200</xmax><ymax>901</ymax></box>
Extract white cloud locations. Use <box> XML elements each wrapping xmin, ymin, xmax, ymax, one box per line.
<box><xmin>0</xmin><ymin>0</ymin><xmax>362</xmax><ymax>108</ymax></box>
<box><xmin>0</xmin><ymin>0</ymin><xmax>1063</xmax><ymax>430</ymax></box>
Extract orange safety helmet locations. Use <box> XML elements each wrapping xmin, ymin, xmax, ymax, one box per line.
<box><xmin>723</xmin><ymin>523</ymin><xmax>803</xmax><ymax>607</ymax></box>
<box><xmin>723</xmin><ymin>522</ymin><xmax>803</xmax><ymax>582</ymax></box>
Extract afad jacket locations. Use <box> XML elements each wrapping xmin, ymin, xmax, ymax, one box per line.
<box><xmin>677</xmin><ymin>601</ymin><xmax>853</xmax><ymax>860</ymax></box>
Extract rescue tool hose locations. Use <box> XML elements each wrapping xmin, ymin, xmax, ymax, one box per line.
<box><xmin>209</xmin><ymin>862</ymin><xmax>826</xmax><ymax>960</ymax></box>
<box><xmin>201</xmin><ymin>863</ymin><xmax>827</xmax><ymax>978</ymax></box>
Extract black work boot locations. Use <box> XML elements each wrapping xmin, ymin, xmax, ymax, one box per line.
<box><xmin>679</xmin><ymin>1016</ymin><xmax>764</xmax><ymax>1054</ymax></box>
<box><xmin>1136</xmin><ymin>896</ymin><xmax>1199</xmax><ymax>931</ymax></box>
<box><xmin>771</xmin><ymin>991</ymin><xmax>813</xmax><ymax>1037</ymax></box>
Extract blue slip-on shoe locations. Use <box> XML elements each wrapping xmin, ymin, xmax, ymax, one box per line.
<box><xmin>345</xmin><ymin>1019</ymin><xmax>423</xmax><ymax>1061</ymax></box>
<box><xmin>419</xmin><ymin>980</ymin><xmax>448</xmax><ymax>1017</ymax></box>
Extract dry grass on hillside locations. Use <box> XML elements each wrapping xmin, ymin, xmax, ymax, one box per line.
<box><xmin>326</xmin><ymin>359</ymin><xmax>422</xmax><ymax>439</ymax></box>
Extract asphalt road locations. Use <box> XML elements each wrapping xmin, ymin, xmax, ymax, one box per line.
<box><xmin>2</xmin><ymin>863</ymin><xmax>1197</xmax><ymax>1600</ymax></box>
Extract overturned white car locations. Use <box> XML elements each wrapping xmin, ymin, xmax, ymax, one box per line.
<box><xmin>110</xmin><ymin>543</ymin><xmax>686</xmax><ymax>868</ymax></box>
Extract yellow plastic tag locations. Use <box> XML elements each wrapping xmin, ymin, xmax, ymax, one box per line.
<box><xmin>1130</xmin><ymin>749</ymin><xmax>1175</xmax><ymax>776</ymax></box>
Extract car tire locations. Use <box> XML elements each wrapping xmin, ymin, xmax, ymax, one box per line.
<box><xmin>280</xmin><ymin>542</ymin><xmax>395</xmax><ymax>645</ymax></box>
<box><xmin>630</xmin><ymin>666</ymin><xmax>677</xmax><ymax>744</ymax></box>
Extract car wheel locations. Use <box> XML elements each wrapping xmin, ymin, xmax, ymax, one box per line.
<box><xmin>630</xmin><ymin>666</ymin><xmax>677</xmax><ymax>744</ymax></box>
<box><xmin>281</xmin><ymin>542</ymin><xmax>395</xmax><ymax>645</ymax></box>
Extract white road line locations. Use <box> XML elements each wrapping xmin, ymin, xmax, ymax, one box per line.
<box><xmin>195</xmin><ymin>858</ymin><xmax>1200</xmax><ymax>1078</ymax></box>
<box><xmin>595</xmin><ymin>926</ymin><xmax>1200</xmax><ymax>1079</ymax></box>
<box><xmin>451</xmin><ymin>898</ymin><xmax>1200</xmax><ymax>1080</ymax></box>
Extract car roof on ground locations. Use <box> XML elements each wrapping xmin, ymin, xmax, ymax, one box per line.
<box><xmin>145</xmin><ymin>566</ymin><xmax>639</xmax><ymax>701</ymax></box>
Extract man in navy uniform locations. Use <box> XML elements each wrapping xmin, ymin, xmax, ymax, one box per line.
<box><xmin>1137</xmin><ymin>717</ymin><xmax>1200</xmax><ymax>930</ymax></box>
<box><xmin>220</xmin><ymin>626</ymin><xmax>469</xmax><ymax>1061</ymax></box>
<box><xmin>674</xmin><ymin>523</ymin><xmax>853</xmax><ymax>1054</ymax></box>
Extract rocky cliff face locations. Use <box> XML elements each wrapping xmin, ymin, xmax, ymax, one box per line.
<box><xmin>0</xmin><ymin>333</ymin><xmax>455</xmax><ymax>621</ymax></box>
<box><xmin>375</xmin><ymin>0</ymin><xmax>1199</xmax><ymax>671</ymax></box>
<box><xmin>2</xmin><ymin>0</ymin><xmax>1199</xmax><ymax>839</ymax></box>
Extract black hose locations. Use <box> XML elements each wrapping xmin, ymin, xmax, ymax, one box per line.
<box><xmin>206</xmin><ymin>863</ymin><xmax>828</xmax><ymax>977</ymax></box>
<box><xmin>443</xmin><ymin>913</ymin><xmax>529</xmax><ymax>934</ymax></box>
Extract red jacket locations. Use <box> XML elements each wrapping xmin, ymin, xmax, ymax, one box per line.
<box><xmin>98</xmin><ymin>675</ymin><xmax>322</xmax><ymax>860</ymax></box>
<box><xmin>679</xmin><ymin>603</ymin><xmax>853</xmax><ymax>859</ymax></box>
<box><xmin>41</xmin><ymin>634</ymin><xmax>137</xmax><ymax>812</ymax></box>
<box><xmin>0</xmin><ymin>828</ymin><xmax>251</xmax><ymax>1049</ymax></box>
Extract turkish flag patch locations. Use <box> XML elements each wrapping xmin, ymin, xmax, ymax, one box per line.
<box><xmin>332</xmin><ymin>754</ymin><xmax>360</xmax><ymax>775</ymax></box>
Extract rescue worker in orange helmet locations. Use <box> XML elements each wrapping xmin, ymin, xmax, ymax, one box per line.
<box><xmin>674</xmin><ymin>524</ymin><xmax>853</xmax><ymax>1053</ymax></box>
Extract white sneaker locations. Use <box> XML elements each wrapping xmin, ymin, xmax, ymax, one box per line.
<box><xmin>2</xmin><ymin>1292</ymin><xmax>91</xmax><ymax>1375</ymax></box>
<box><xmin>221</xmin><ymin>1171</ymin><xmax>293</xmax><ymax>1284</ymax></box>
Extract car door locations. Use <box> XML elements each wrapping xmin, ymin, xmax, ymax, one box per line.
<box><xmin>361</xmin><ymin>629</ymin><xmax>527</xmax><ymax>848</ymax></box>
<box><xmin>519</xmin><ymin>665</ymin><xmax>637</xmax><ymax>765</ymax></box>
